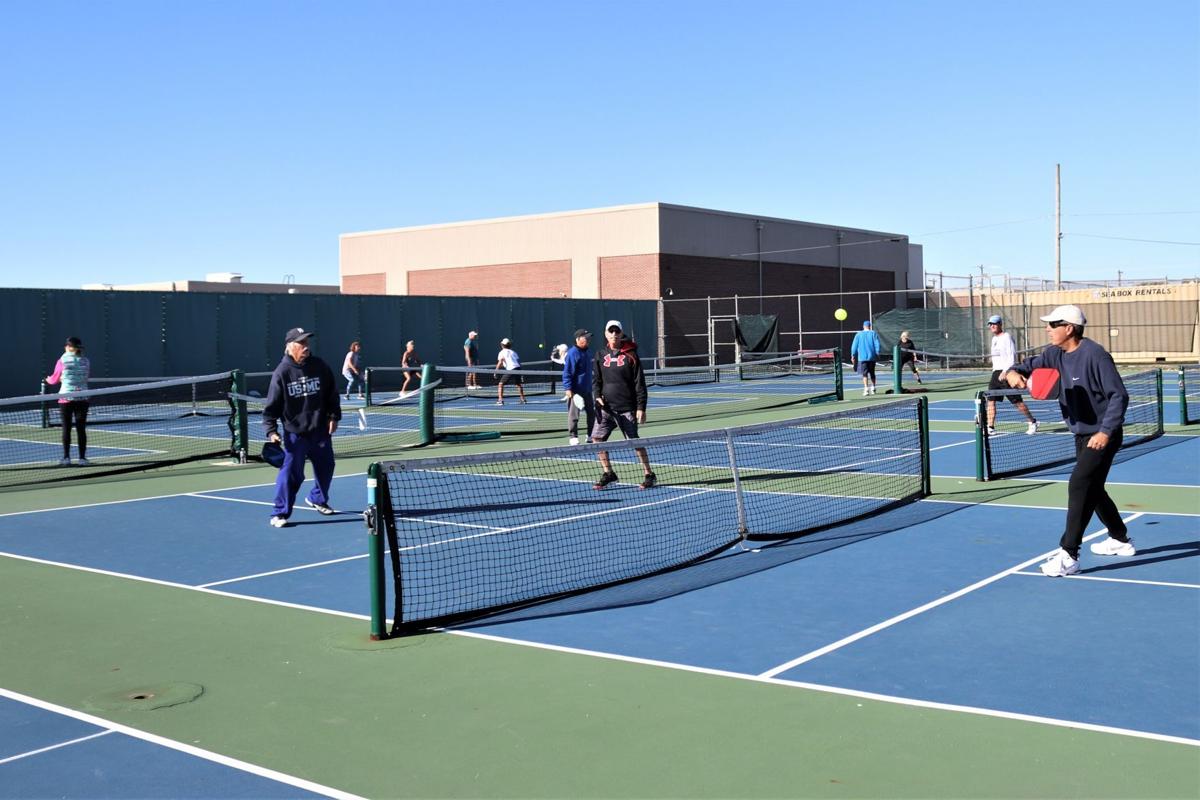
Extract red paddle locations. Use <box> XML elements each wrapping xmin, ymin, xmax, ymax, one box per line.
<box><xmin>1027</xmin><ymin>367</ymin><xmax>1060</xmax><ymax>400</ymax></box>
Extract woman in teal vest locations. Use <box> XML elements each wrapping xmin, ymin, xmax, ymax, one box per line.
<box><xmin>44</xmin><ymin>336</ymin><xmax>91</xmax><ymax>466</ymax></box>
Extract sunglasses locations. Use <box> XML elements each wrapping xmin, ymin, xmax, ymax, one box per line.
<box><xmin>607</xmin><ymin>327</ymin><xmax>621</xmax><ymax>334</ymax></box>
<box><xmin>1046</xmin><ymin>320</ymin><xmax>1072</xmax><ymax>329</ymax></box>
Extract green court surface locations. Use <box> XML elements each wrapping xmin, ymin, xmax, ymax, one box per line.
<box><xmin>2</xmin><ymin>379</ymin><xmax>1197</xmax><ymax>798</ymax></box>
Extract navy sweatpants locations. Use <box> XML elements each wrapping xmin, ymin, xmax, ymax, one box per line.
<box><xmin>272</xmin><ymin>429</ymin><xmax>335</xmax><ymax>518</ymax></box>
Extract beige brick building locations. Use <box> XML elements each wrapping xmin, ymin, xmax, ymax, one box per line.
<box><xmin>339</xmin><ymin>203</ymin><xmax>922</xmax><ymax>301</ymax></box>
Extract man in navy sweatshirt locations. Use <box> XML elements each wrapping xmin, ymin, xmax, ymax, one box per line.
<box><xmin>263</xmin><ymin>327</ymin><xmax>342</xmax><ymax>527</ymax></box>
<box><xmin>1004</xmin><ymin>305</ymin><xmax>1133</xmax><ymax>576</ymax></box>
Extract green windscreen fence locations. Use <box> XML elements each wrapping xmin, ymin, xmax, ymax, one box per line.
<box><xmin>3</xmin><ymin>289</ymin><xmax>658</xmax><ymax>400</ymax></box>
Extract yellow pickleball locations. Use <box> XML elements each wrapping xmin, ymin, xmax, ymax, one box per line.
<box><xmin>834</xmin><ymin>308</ymin><xmax>848</xmax><ymax>321</ymax></box>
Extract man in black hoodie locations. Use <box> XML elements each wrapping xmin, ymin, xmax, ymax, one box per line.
<box><xmin>591</xmin><ymin>320</ymin><xmax>656</xmax><ymax>490</ymax></box>
<box><xmin>263</xmin><ymin>327</ymin><xmax>342</xmax><ymax>527</ymax></box>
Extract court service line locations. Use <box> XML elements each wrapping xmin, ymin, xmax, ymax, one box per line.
<box><xmin>0</xmin><ymin>689</ymin><xmax>366</xmax><ymax>799</ymax></box>
<box><xmin>1012</xmin><ymin>571</ymin><xmax>1200</xmax><ymax>589</ymax></box>
<box><xmin>756</xmin><ymin>513</ymin><xmax>1146</xmax><ymax>679</ymax></box>
<box><xmin>0</xmin><ymin>730</ymin><xmax>114</xmax><ymax>765</ymax></box>
<box><xmin>198</xmin><ymin>552</ymin><xmax>375</xmax><ymax>589</ymax></box>
<box><xmin>921</xmin><ymin>497</ymin><xmax>1199</xmax><ymax>517</ymax></box>
<box><xmin>449</xmin><ymin>627</ymin><xmax>1199</xmax><ymax>748</ymax></box>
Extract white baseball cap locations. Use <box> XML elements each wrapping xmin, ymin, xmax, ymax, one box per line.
<box><xmin>604</xmin><ymin>320</ymin><xmax>622</xmax><ymax>333</ymax></box>
<box><xmin>500</xmin><ymin>337</ymin><xmax>512</xmax><ymax>346</ymax></box>
<box><xmin>1039</xmin><ymin>305</ymin><xmax>1087</xmax><ymax>326</ymax></box>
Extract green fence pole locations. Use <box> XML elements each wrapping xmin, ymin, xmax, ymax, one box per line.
<box><xmin>419</xmin><ymin>363</ymin><xmax>437</xmax><ymax>445</ymax></box>
<box><xmin>363</xmin><ymin>367</ymin><xmax>373</xmax><ymax>408</ymax></box>
<box><xmin>1156</xmin><ymin>368</ymin><xmax>1164</xmax><ymax>435</ymax></box>
<box><xmin>40</xmin><ymin>379</ymin><xmax>50</xmax><ymax>429</ymax></box>
<box><xmin>893</xmin><ymin>344</ymin><xmax>902</xmax><ymax>394</ymax></box>
<box><xmin>367</xmin><ymin>463</ymin><xmax>387</xmax><ymax>640</ymax></box>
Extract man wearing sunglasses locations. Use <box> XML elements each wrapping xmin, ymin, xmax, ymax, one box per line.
<box><xmin>1003</xmin><ymin>305</ymin><xmax>1133</xmax><ymax>576</ymax></box>
<box><xmin>591</xmin><ymin>320</ymin><xmax>656</xmax><ymax>490</ymax></box>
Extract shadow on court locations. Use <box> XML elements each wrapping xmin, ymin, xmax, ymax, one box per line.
<box><xmin>457</xmin><ymin>482</ymin><xmax>1048</xmax><ymax>629</ymax></box>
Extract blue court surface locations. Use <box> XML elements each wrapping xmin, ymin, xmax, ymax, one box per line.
<box><xmin>1</xmin><ymin>458</ymin><xmax>1196</xmax><ymax>753</ymax></box>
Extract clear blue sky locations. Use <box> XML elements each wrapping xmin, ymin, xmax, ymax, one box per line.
<box><xmin>2</xmin><ymin>0</ymin><xmax>1197</xmax><ymax>289</ymax></box>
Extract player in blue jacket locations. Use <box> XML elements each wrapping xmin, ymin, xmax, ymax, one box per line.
<box><xmin>262</xmin><ymin>327</ymin><xmax>342</xmax><ymax>528</ymax></box>
<box><xmin>849</xmin><ymin>320</ymin><xmax>882</xmax><ymax>396</ymax></box>
<box><xmin>561</xmin><ymin>329</ymin><xmax>595</xmax><ymax>445</ymax></box>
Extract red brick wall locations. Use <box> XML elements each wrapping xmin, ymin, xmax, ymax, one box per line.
<box><xmin>599</xmin><ymin>254</ymin><xmax>659</xmax><ymax>299</ymax></box>
<box><xmin>342</xmin><ymin>273</ymin><xmax>387</xmax><ymax>295</ymax></box>
<box><xmin>407</xmin><ymin>260</ymin><xmax>572</xmax><ymax>297</ymax></box>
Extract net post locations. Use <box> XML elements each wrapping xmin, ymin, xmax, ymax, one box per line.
<box><xmin>833</xmin><ymin>347</ymin><xmax>844</xmax><ymax>401</ymax></box>
<box><xmin>1180</xmin><ymin>367</ymin><xmax>1188</xmax><ymax>426</ymax></box>
<box><xmin>974</xmin><ymin>392</ymin><xmax>986</xmax><ymax>481</ymax></box>
<box><xmin>419</xmin><ymin>363</ymin><xmax>437</xmax><ymax>445</ymax></box>
<box><xmin>723</xmin><ymin>429</ymin><xmax>749</xmax><ymax>537</ymax></box>
<box><xmin>892</xmin><ymin>344</ymin><xmax>902</xmax><ymax>394</ymax></box>
<box><xmin>917</xmin><ymin>396</ymin><xmax>931</xmax><ymax>496</ymax></box>
<box><xmin>367</xmin><ymin>463</ymin><xmax>388</xmax><ymax>640</ymax></box>
<box><xmin>1155</xmin><ymin>368</ymin><xmax>1164</xmax><ymax>435</ymax></box>
<box><xmin>230</xmin><ymin>370</ymin><xmax>248</xmax><ymax>461</ymax></box>
<box><xmin>39</xmin><ymin>379</ymin><xmax>50</xmax><ymax>429</ymax></box>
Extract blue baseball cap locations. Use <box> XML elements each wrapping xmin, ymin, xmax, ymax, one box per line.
<box><xmin>862</xmin><ymin>320</ymin><xmax>872</xmax><ymax>327</ymax></box>
<box><xmin>987</xmin><ymin>315</ymin><xmax>1003</xmax><ymax>325</ymax></box>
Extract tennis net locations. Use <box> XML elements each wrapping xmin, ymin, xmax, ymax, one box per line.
<box><xmin>1180</xmin><ymin>365</ymin><xmax>1199</xmax><ymax>425</ymax></box>
<box><xmin>976</xmin><ymin>368</ymin><xmax>1163</xmax><ymax>480</ymax></box>
<box><xmin>0</xmin><ymin>372</ymin><xmax>238</xmax><ymax>489</ymax></box>
<box><xmin>890</xmin><ymin>347</ymin><xmax>1044</xmax><ymax>395</ymax></box>
<box><xmin>231</xmin><ymin>378</ymin><xmax>439</xmax><ymax>462</ymax></box>
<box><xmin>423</xmin><ymin>349</ymin><xmax>842</xmax><ymax>442</ymax></box>
<box><xmin>366</xmin><ymin>396</ymin><xmax>930</xmax><ymax>635</ymax></box>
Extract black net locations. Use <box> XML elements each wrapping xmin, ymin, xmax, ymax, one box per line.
<box><xmin>375</xmin><ymin>397</ymin><xmax>927</xmax><ymax>632</ymax></box>
<box><xmin>890</xmin><ymin>347</ymin><xmax>1044</xmax><ymax>395</ymax></box>
<box><xmin>0</xmin><ymin>373</ymin><xmax>237</xmax><ymax>489</ymax></box>
<box><xmin>978</xmin><ymin>369</ymin><xmax>1163</xmax><ymax>480</ymax></box>
<box><xmin>424</xmin><ymin>349</ymin><xmax>841</xmax><ymax>441</ymax></box>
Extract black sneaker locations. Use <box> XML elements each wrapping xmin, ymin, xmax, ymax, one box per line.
<box><xmin>593</xmin><ymin>471</ymin><xmax>619</xmax><ymax>490</ymax></box>
<box><xmin>304</xmin><ymin>498</ymin><xmax>336</xmax><ymax>515</ymax></box>
<box><xmin>639</xmin><ymin>472</ymin><xmax>657</xmax><ymax>490</ymax></box>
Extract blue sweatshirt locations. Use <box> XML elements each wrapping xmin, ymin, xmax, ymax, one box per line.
<box><xmin>263</xmin><ymin>354</ymin><xmax>342</xmax><ymax>436</ymax></box>
<box><xmin>850</xmin><ymin>329</ymin><xmax>882</xmax><ymax>361</ymax></box>
<box><xmin>1008</xmin><ymin>338</ymin><xmax>1128</xmax><ymax>435</ymax></box>
<box><xmin>562</xmin><ymin>345</ymin><xmax>593</xmax><ymax>394</ymax></box>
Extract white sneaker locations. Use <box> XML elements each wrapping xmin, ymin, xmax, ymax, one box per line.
<box><xmin>304</xmin><ymin>498</ymin><xmax>336</xmax><ymax>515</ymax></box>
<box><xmin>869</xmin><ymin>385</ymin><xmax>876</xmax><ymax>395</ymax></box>
<box><xmin>1040</xmin><ymin>549</ymin><xmax>1080</xmax><ymax>577</ymax></box>
<box><xmin>985</xmin><ymin>426</ymin><xmax>997</xmax><ymax>436</ymax></box>
<box><xmin>569</xmin><ymin>437</ymin><xmax>580</xmax><ymax>446</ymax></box>
<box><xmin>58</xmin><ymin>458</ymin><xmax>71</xmax><ymax>466</ymax></box>
<box><xmin>76</xmin><ymin>457</ymin><xmax>91</xmax><ymax>466</ymax></box>
<box><xmin>1090</xmin><ymin>536</ymin><xmax>1136</xmax><ymax>557</ymax></box>
<box><xmin>269</xmin><ymin>516</ymin><xmax>288</xmax><ymax>528</ymax></box>
<box><xmin>862</xmin><ymin>388</ymin><xmax>870</xmax><ymax>397</ymax></box>
<box><xmin>1026</xmin><ymin>421</ymin><xmax>1039</xmax><ymax>435</ymax></box>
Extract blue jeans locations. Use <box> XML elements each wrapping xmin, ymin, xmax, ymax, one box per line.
<box><xmin>272</xmin><ymin>429</ymin><xmax>335</xmax><ymax>518</ymax></box>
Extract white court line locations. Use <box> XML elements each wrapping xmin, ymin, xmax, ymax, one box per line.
<box><xmin>757</xmin><ymin>513</ymin><xmax>1146</xmax><ymax>679</ymax></box>
<box><xmin>0</xmin><ymin>688</ymin><xmax>365</xmax><ymax>799</ymax></box>
<box><xmin>185</xmin><ymin>493</ymin><xmax>338</xmax><ymax>513</ymax></box>
<box><xmin>199</xmin><ymin>552</ymin><xmax>374</xmax><ymax>588</ymax></box>
<box><xmin>0</xmin><ymin>730</ymin><xmax>114</xmax><ymax>765</ymax></box>
<box><xmin>1012</xmin><ymin>571</ymin><xmax>1200</xmax><ymax>590</ymax></box>
<box><xmin>932</xmin><ymin>472</ymin><xmax>1200</xmax><ymax>489</ymax></box>
<box><xmin>3</xmin><ymin>542</ymin><xmax>1194</xmax><ymax>749</ymax></box>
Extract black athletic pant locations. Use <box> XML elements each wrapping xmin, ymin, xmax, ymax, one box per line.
<box><xmin>60</xmin><ymin>400</ymin><xmax>89</xmax><ymax>459</ymax></box>
<box><xmin>1061</xmin><ymin>426</ymin><xmax>1125</xmax><ymax>559</ymax></box>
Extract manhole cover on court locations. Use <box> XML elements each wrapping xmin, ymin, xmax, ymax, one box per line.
<box><xmin>85</xmin><ymin>682</ymin><xmax>204</xmax><ymax>712</ymax></box>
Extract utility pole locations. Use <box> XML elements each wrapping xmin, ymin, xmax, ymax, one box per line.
<box><xmin>755</xmin><ymin>220</ymin><xmax>764</xmax><ymax>314</ymax></box>
<box><xmin>1055</xmin><ymin>163</ymin><xmax>1062</xmax><ymax>289</ymax></box>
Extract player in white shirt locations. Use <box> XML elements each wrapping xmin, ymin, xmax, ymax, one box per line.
<box><xmin>495</xmin><ymin>338</ymin><xmax>527</xmax><ymax>405</ymax></box>
<box><xmin>987</xmin><ymin>315</ymin><xmax>1038</xmax><ymax>435</ymax></box>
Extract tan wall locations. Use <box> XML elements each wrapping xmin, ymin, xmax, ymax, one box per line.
<box><xmin>342</xmin><ymin>273</ymin><xmax>386</xmax><ymax>294</ymax></box>
<box><xmin>407</xmin><ymin>260</ymin><xmax>572</xmax><ymax>298</ymax></box>
<box><xmin>340</xmin><ymin>203</ymin><xmax>661</xmax><ymax>299</ymax></box>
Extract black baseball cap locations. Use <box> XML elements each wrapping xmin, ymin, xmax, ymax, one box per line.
<box><xmin>285</xmin><ymin>327</ymin><xmax>314</xmax><ymax>344</ymax></box>
<box><xmin>65</xmin><ymin>336</ymin><xmax>83</xmax><ymax>347</ymax></box>
<box><xmin>573</xmin><ymin>328</ymin><xmax>591</xmax><ymax>338</ymax></box>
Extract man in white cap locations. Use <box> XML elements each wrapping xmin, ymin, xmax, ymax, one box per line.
<box><xmin>986</xmin><ymin>314</ymin><xmax>1038</xmax><ymax>435</ymax></box>
<box><xmin>463</xmin><ymin>330</ymin><xmax>480</xmax><ymax>390</ymax></box>
<box><xmin>1003</xmin><ymin>305</ymin><xmax>1135</xmax><ymax>577</ymax></box>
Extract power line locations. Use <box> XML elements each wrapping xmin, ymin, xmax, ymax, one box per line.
<box><xmin>1065</xmin><ymin>233</ymin><xmax>1200</xmax><ymax>246</ymax></box>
